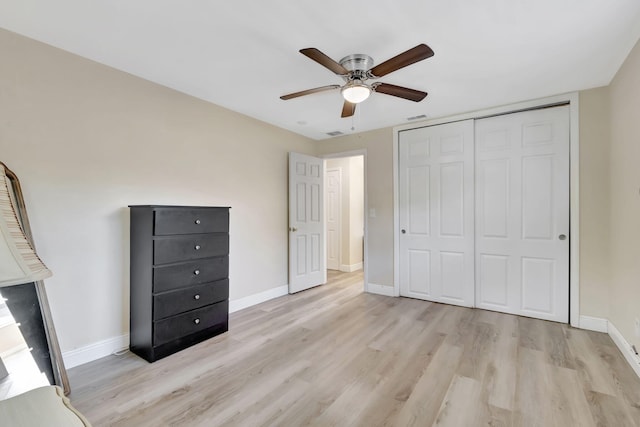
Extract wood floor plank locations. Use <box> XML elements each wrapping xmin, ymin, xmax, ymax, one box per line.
<box><xmin>585</xmin><ymin>390</ymin><xmax>639</xmax><ymax>427</ymax></box>
<box><xmin>393</xmin><ymin>343</ymin><xmax>464</xmax><ymax>427</ymax></box>
<box><xmin>66</xmin><ymin>271</ymin><xmax>640</xmax><ymax>427</ymax></box>
<box><xmin>513</xmin><ymin>347</ymin><xmax>554</xmax><ymax>427</ymax></box>
<box><xmin>355</xmin><ymin>316</ymin><xmax>448</xmax><ymax>426</ymax></box>
<box><xmin>484</xmin><ymin>313</ymin><xmax>518</xmax><ymax>411</ymax></box>
<box><xmin>455</xmin><ymin>320</ymin><xmax>496</xmax><ymax>381</ymax></box>
<box><xmin>548</xmin><ymin>365</ymin><xmax>597</xmax><ymax>427</ymax></box>
<box><xmin>596</xmin><ymin>339</ymin><xmax>640</xmax><ymax>424</ymax></box>
<box><xmin>433</xmin><ymin>374</ymin><xmax>483</xmax><ymax>426</ymax></box>
<box><xmin>564</xmin><ymin>327</ymin><xmax>619</xmax><ymax>396</ymax></box>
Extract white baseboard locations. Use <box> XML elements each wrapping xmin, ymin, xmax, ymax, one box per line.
<box><xmin>579</xmin><ymin>315</ymin><xmax>608</xmax><ymax>333</ymax></box>
<box><xmin>229</xmin><ymin>285</ymin><xmax>288</xmax><ymax>313</ymax></box>
<box><xmin>340</xmin><ymin>262</ymin><xmax>363</xmax><ymax>273</ymax></box>
<box><xmin>62</xmin><ymin>333</ymin><xmax>129</xmax><ymax>369</ymax></box>
<box><xmin>62</xmin><ymin>286</ymin><xmax>289</xmax><ymax>368</ymax></box>
<box><xmin>366</xmin><ymin>283</ymin><xmax>395</xmax><ymax>297</ymax></box>
<box><xmin>608</xmin><ymin>321</ymin><xmax>640</xmax><ymax>379</ymax></box>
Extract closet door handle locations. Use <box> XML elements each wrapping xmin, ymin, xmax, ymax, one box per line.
<box><xmin>558</xmin><ymin>234</ymin><xmax>567</xmax><ymax>241</ymax></box>
<box><xmin>401</xmin><ymin>229</ymin><xmax>406</xmax><ymax>234</ymax></box>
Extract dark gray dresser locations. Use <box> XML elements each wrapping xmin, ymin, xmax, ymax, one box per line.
<box><xmin>128</xmin><ymin>205</ymin><xmax>229</xmax><ymax>362</ymax></box>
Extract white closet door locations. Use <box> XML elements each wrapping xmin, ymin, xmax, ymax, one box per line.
<box><xmin>475</xmin><ymin>106</ymin><xmax>569</xmax><ymax>322</ymax></box>
<box><xmin>398</xmin><ymin>120</ymin><xmax>475</xmax><ymax>307</ymax></box>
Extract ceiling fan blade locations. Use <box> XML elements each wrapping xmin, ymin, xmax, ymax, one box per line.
<box><xmin>369</xmin><ymin>44</ymin><xmax>434</xmax><ymax>78</ymax></box>
<box><xmin>280</xmin><ymin>85</ymin><xmax>341</xmax><ymax>100</ymax></box>
<box><xmin>300</xmin><ymin>48</ymin><xmax>349</xmax><ymax>75</ymax></box>
<box><xmin>341</xmin><ymin>101</ymin><xmax>356</xmax><ymax>118</ymax></box>
<box><xmin>373</xmin><ymin>83</ymin><xmax>428</xmax><ymax>102</ymax></box>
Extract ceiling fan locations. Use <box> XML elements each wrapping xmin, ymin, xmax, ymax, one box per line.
<box><xmin>280</xmin><ymin>44</ymin><xmax>434</xmax><ymax>118</ymax></box>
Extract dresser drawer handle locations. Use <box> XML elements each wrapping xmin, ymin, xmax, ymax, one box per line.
<box><xmin>194</xmin><ymin>294</ymin><xmax>200</xmax><ymax>300</ymax></box>
<box><xmin>194</xmin><ymin>245</ymin><xmax>201</xmax><ymax>250</ymax></box>
<box><xmin>195</xmin><ymin>219</ymin><xmax>201</xmax><ymax>225</ymax></box>
<box><xmin>194</xmin><ymin>318</ymin><xmax>200</xmax><ymax>325</ymax></box>
<box><xmin>194</xmin><ymin>269</ymin><xmax>200</xmax><ymax>276</ymax></box>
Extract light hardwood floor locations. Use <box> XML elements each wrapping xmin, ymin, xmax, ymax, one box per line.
<box><xmin>69</xmin><ymin>271</ymin><xmax>640</xmax><ymax>426</ymax></box>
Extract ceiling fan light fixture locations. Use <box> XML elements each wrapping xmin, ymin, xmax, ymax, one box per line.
<box><xmin>341</xmin><ymin>81</ymin><xmax>371</xmax><ymax>104</ymax></box>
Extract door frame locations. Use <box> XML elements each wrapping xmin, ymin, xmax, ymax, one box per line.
<box><xmin>321</xmin><ymin>150</ymin><xmax>368</xmax><ymax>291</ymax></box>
<box><xmin>393</xmin><ymin>92</ymin><xmax>581</xmax><ymax>327</ymax></box>
<box><xmin>325</xmin><ymin>167</ymin><xmax>343</xmax><ymax>271</ymax></box>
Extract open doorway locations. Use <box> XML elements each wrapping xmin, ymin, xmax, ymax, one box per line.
<box><xmin>287</xmin><ymin>150</ymin><xmax>367</xmax><ymax>294</ymax></box>
<box><xmin>324</xmin><ymin>154</ymin><xmax>365</xmax><ymax>282</ymax></box>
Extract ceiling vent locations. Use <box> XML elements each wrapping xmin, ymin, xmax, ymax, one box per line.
<box><xmin>326</xmin><ymin>131</ymin><xmax>344</xmax><ymax>137</ymax></box>
<box><xmin>407</xmin><ymin>114</ymin><xmax>428</xmax><ymax>121</ymax></box>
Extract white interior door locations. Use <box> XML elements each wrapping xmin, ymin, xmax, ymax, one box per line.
<box><xmin>475</xmin><ymin>106</ymin><xmax>569</xmax><ymax>322</ymax></box>
<box><xmin>398</xmin><ymin>120</ymin><xmax>475</xmax><ymax>307</ymax></box>
<box><xmin>326</xmin><ymin>168</ymin><xmax>341</xmax><ymax>271</ymax></box>
<box><xmin>289</xmin><ymin>152</ymin><xmax>326</xmax><ymax>293</ymax></box>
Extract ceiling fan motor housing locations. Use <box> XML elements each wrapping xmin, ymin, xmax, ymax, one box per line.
<box><xmin>339</xmin><ymin>54</ymin><xmax>374</xmax><ymax>81</ymax></box>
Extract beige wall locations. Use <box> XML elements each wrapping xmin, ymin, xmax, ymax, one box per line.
<box><xmin>608</xmin><ymin>37</ymin><xmax>640</xmax><ymax>348</ymax></box>
<box><xmin>0</xmin><ymin>29</ymin><xmax>314</xmax><ymax>353</ymax></box>
<box><xmin>578</xmin><ymin>87</ymin><xmax>611</xmax><ymax>319</ymax></box>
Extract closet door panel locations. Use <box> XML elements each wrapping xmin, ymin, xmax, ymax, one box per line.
<box><xmin>399</xmin><ymin>120</ymin><xmax>475</xmax><ymax>306</ymax></box>
<box><xmin>475</xmin><ymin>106</ymin><xmax>569</xmax><ymax>322</ymax></box>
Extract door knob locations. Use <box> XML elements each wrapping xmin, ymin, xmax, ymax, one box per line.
<box><xmin>289</xmin><ymin>227</ymin><xmax>297</xmax><ymax>232</ymax></box>
<box><xmin>401</xmin><ymin>229</ymin><xmax>406</xmax><ymax>234</ymax></box>
<box><xmin>559</xmin><ymin>234</ymin><xmax>567</xmax><ymax>240</ymax></box>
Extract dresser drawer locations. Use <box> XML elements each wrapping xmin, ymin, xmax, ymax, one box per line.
<box><xmin>153</xmin><ymin>279</ymin><xmax>229</xmax><ymax>320</ymax></box>
<box><xmin>153</xmin><ymin>257</ymin><xmax>228</xmax><ymax>293</ymax></box>
<box><xmin>153</xmin><ymin>234</ymin><xmax>229</xmax><ymax>265</ymax></box>
<box><xmin>154</xmin><ymin>208</ymin><xmax>228</xmax><ymax>235</ymax></box>
<box><xmin>153</xmin><ymin>300</ymin><xmax>228</xmax><ymax>346</ymax></box>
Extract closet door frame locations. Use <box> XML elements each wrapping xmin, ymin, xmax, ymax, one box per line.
<box><xmin>392</xmin><ymin>92</ymin><xmax>580</xmax><ymax>327</ymax></box>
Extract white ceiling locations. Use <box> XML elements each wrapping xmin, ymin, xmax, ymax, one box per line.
<box><xmin>1</xmin><ymin>1</ymin><xmax>640</xmax><ymax>140</ymax></box>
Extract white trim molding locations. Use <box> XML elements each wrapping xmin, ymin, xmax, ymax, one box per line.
<box><xmin>229</xmin><ymin>285</ymin><xmax>288</xmax><ymax>313</ymax></box>
<box><xmin>579</xmin><ymin>315</ymin><xmax>608</xmax><ymax>333</ymax></box>
<box><xmin>62</xmin><ymin>284</ymin><xmax>291</xmax><ymax>368</ymax></box>
<box><xmin>340</xmin><ymin>262</ymin><xmax>363</xmax><ymax>273</ymax></box>
<box><xmin>62</xmin><ymin>333</ymin><xmax>129</xmax><ymax>369</ymax></box>
<box><xmin>366</xmin><ymin>283</ymin><xmax>395</xmax><ymax>297</ymax></box>
<box><xmin>608</xmin><ymin>321</ymin><xmax>640</xmax><ymax>379</ymax></box>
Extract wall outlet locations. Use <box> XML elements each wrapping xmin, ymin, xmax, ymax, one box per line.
<box><xmin>635</xmin><ymin>318</ymin><xmax>640</xmax><ymax>338</ymax></box>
